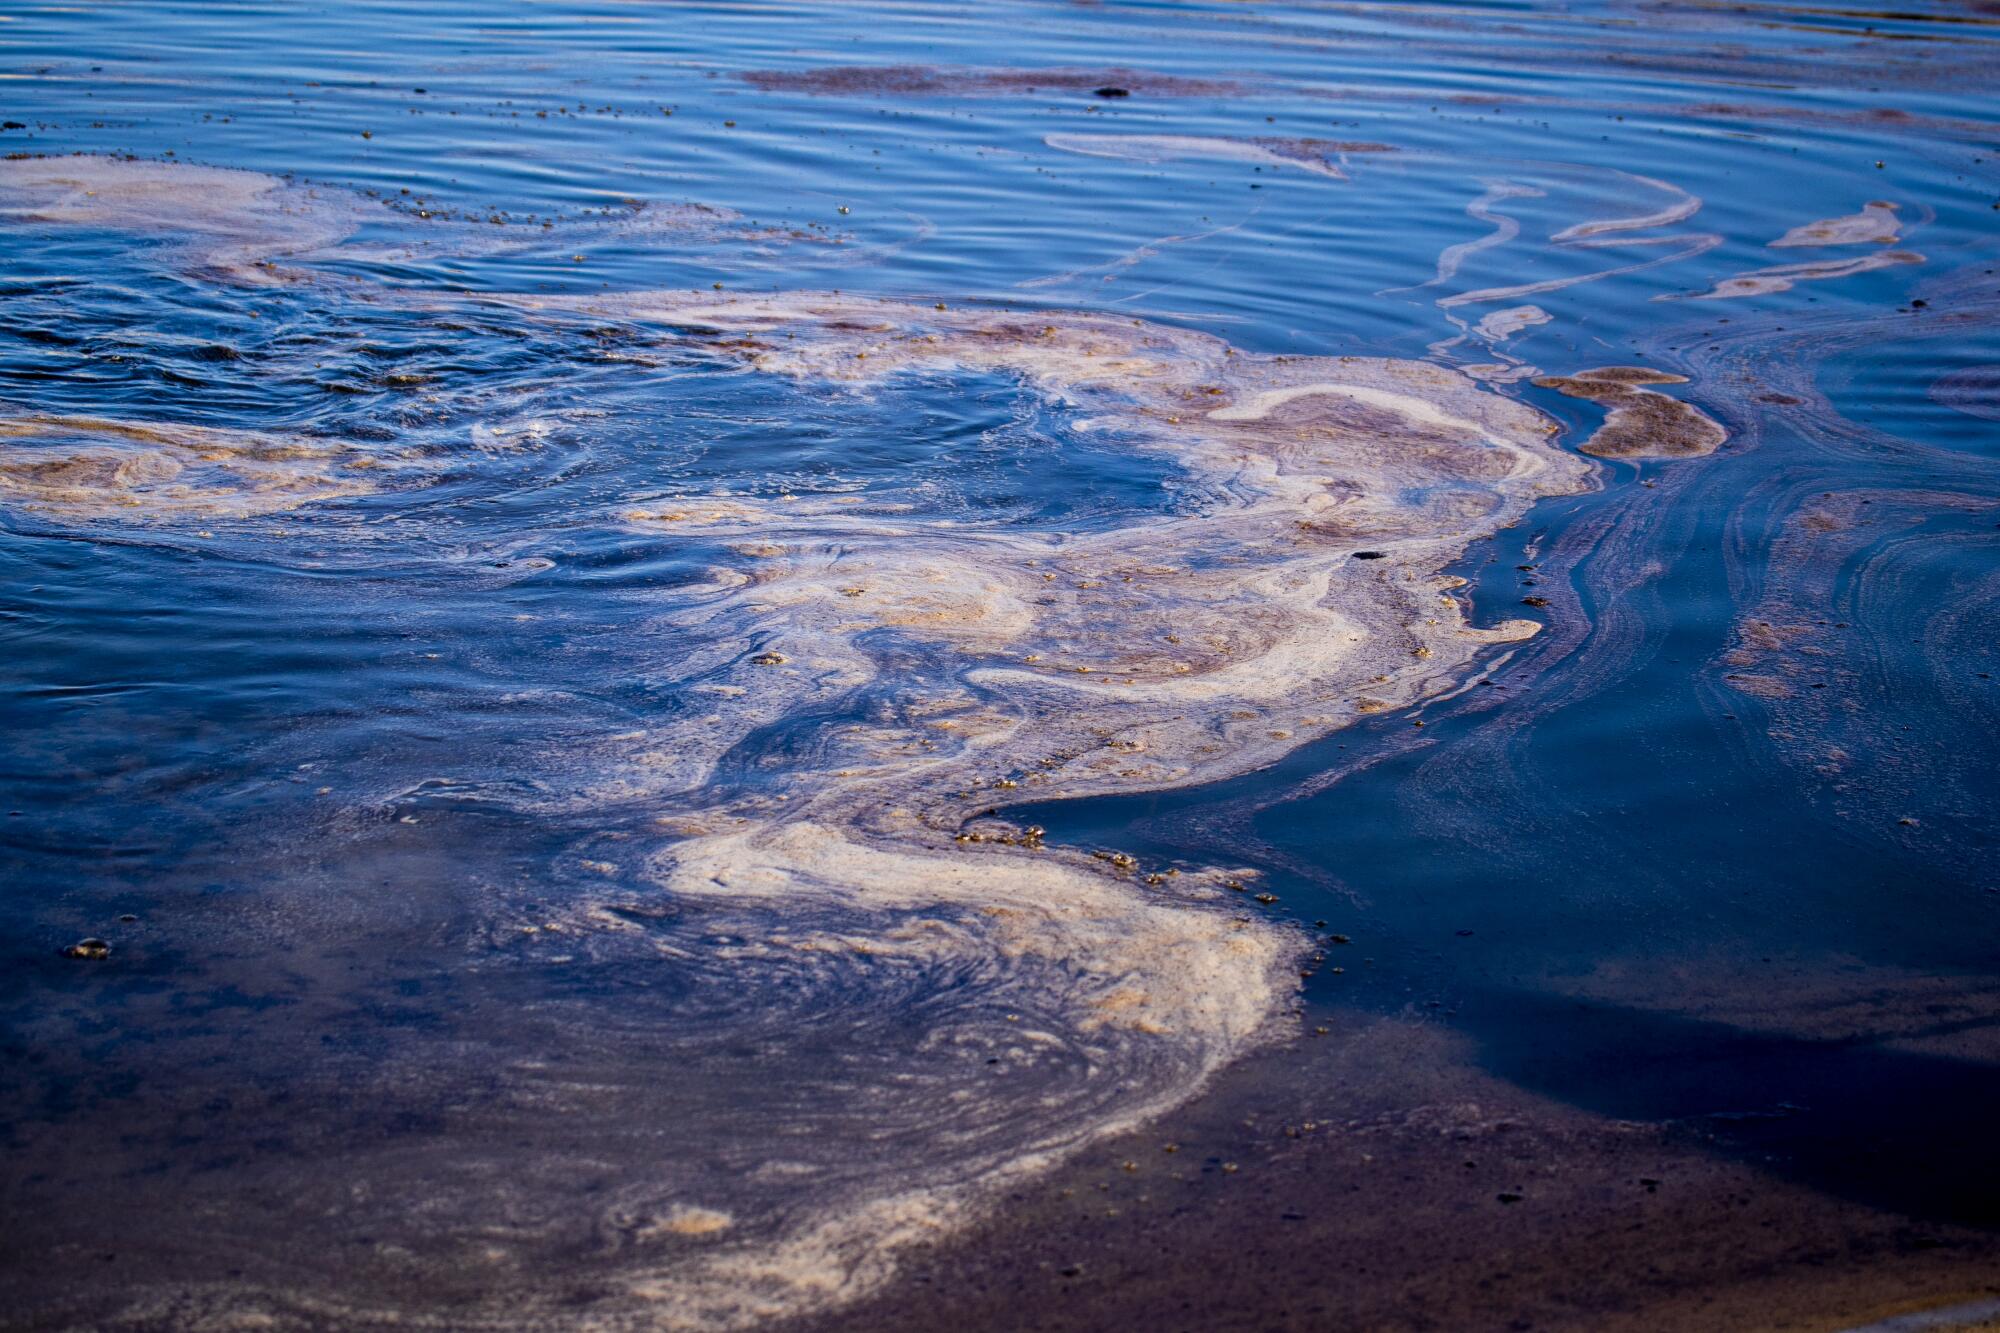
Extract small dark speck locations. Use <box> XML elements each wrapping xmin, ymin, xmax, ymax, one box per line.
<box><xmin>1093</xmin><ymin>87</ymin><xmax>1129</xmax><ymax>98</ymax></box>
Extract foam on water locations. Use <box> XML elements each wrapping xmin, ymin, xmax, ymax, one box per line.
<box><xmin>0</xmin><ymin>413</ymin><xmax>383</xmax><ymax>517</ymax></box>
<box><xmin>0</xmin><ymin>155</ymin><xmax>1607</xmax><ymax>1325</ymax></box>
<box><xmin>1044</xmin><ymin>132</ymin><xmax>1392</xmax><ymax>179</ymax></box>
<box><xmin>4</xmin><ymin>0</ymin><xmax>1995</xmax><ymax>1323</ymax></box>
<box><xmin>1772</xmin><ymin>201</ymin><xmax>1903</xmax><ymax>249</ymax></box>
<box><xmin>1681</xmin><ymin>250</ymin><xmax>1925</xmax><ymax>300</ymax></box>
<box><xmin>0</xmin><ymin>154</ymin><xmax>359</xmax><ymax>284</ymax></box>
<box><xmin>1528</xmin><ymin>367</ymin><xmax>1728</xmax><ymax>460</ymax></box>
<box><xmin>454</xmin><ymin>285</ymin><xmax>1591</xmax><ymax>1323</ymax></box>
<box><xmin>0</xmin><ymin>153</ymin><xmax>854</xmax><ymax>294</ymax></box>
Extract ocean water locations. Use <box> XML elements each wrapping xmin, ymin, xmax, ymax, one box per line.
<box><xmin>1</xmin><ymin>2</ymin><xmax>1996</xmax><ymax>1328</ymax></box>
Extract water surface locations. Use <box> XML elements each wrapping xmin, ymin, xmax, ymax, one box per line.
<box><xmin>2</xmin><ymin>2</ymin><xmax>1997</xmax><ymax>1329</ymax></box>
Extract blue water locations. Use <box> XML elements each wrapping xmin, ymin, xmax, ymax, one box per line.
<box><xmin>3</xmin><ymin>2</ymin><xmax>1998</xmax><ymax>1327</ymax></box>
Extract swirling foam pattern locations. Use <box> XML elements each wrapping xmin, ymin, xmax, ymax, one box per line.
<box><xmin>0</xmin><ymin>155</ymin><xmax>1590</xmax><ymax>1327</ymax></box>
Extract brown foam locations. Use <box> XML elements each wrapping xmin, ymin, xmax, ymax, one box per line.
<box><xmin>1681</xmin><ymin>250</ymin><xmax>1924</xmax><ymax>300</ymax></box>
<box><xmin>1530</xmin><ymin>367</ymin><xmax>1727</xmax><ymax>460</ymax></box>
<box><xmin>0</xmin><ymin>413</ymin><xmax>378</xmax><ymax>518</ymax></box>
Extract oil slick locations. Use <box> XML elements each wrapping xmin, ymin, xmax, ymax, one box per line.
<box><xmin>4</xmin><ymin>0</ymin><xmax>1994</xmax><ymax>1320</ymax></box>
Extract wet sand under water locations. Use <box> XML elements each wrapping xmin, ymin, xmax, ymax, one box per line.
<box><xmin>823</xmin><ymin>1013</ymin><xmax>2000</xmax><ymax>1333</ymax></box>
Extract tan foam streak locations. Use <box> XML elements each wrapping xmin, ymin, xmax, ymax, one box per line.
<box><xmin>1474</xmin><ymin>304</ymin><xmax>1552</xmax><ymax>341</ymax></box>
<box><xmin>1206</xmin><ymin>382</ymin><xmax>1488</xmax><ymax>434</ymax></box>
<box><xmin>1428</xmin><ymin>181</ymin><xmax>1543</xmax><ymax>287</ymax></box>
<box><xmin>1679</xmin><ymin>249</ymin><xmax>1923</xmax><ymax>299</ymax></box>
<box><xmin>1771</xmin><ymin>200</ymin><xmax>1902</xmax><ymax>248</ymax></box>
<box><xmin>0</xmin><ymin>154</ymin><xmax>358</xmax><ymax>284</ymax></box>
<box><xmin>1413</xmin><ymin>165</ymin><xmax>1714</xmax><ymax>342</ymax></box>
<box><xmin>1549</xmin><ymin>169</ymin><xmax>1703</xmax><ymax>243</ymax></box>
<box><xmin>0</xmin><ymin>153</ymin><xmax>856</xmax><ymax>288</ymax></box>
<box><xmin>0</xmin><ymin>413</ymin><xmax>379</xmax><ymax>517</ymax></box>
<box><xmin>1044</xmin><ymin>133</ymin><xmax>1352</xmax><ymax>179</ymax></box>
<box><xmin>1442</xmin><ymin>233</ymin><xmax>1722</xmax><ymax>308</ymax></box>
